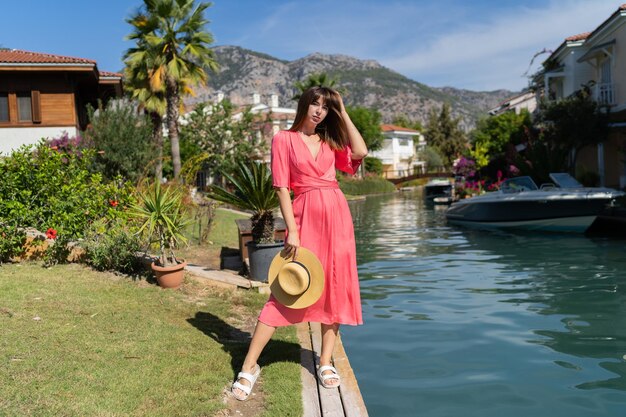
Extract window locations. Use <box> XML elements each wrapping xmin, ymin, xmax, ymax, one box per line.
<box><xmin>0</xmin><ymin>93</ymin><xmax>8</xmax><ymax>122</ymax></box>
<box><xmin>17</xmin><ymin>92</ymin><xmax>32</xmax><ymax>122</ymax></box>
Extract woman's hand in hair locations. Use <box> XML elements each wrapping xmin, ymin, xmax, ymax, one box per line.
<box><xmin>333</xmin><ymin>90</ymin><xmax>347</xmax><ymax>114</ymax></box>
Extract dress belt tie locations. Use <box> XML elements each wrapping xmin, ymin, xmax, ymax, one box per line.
<box><xmin>293</xmin><ymin>184</ymin><xmax>339</xmax><ymax>197</ymax></box>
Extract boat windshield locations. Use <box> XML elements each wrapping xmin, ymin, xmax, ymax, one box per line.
<box><xmin>501</xmin><ymin>176</ymin><xmax>538</xmax><ymax>193</ymax></box>
<box><xmin>549</xmin><ymin>173</ymin><xmax>583</xmax><ymax>188</ymax></box>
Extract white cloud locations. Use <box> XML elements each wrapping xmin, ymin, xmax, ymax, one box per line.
<box><xmin>219</xmin><ymin>0</ymin><xmax>621</xmax><ymax>91</ymax></box>
<box><xmin>381</xmin><ymin>0</ymin><xmax>620</xmax><ymax>90</ymax></box>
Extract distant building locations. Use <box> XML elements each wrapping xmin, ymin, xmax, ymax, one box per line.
<box><xmin>191</xmin><ymin>92</ymin><xmax>297</xmax><ymax>188</ymax></box>
<box><xmin>488</xmin><ymin>91</ymin><xmax>537</xmax><ymax>116</ymax></box>
<box><xmin>0</xmin><ymin>49</ymin><xmax>122</xmax><ymax>155</ymax></box>
<box><xmin>369</xmin><ymin>124</ymin><xmax>425</xmax><ymax>178</ymax></box>
<box><xmin>246</xmin><ymin>92</ymin><xmax>296</xmax><ymax>163</ymax></box>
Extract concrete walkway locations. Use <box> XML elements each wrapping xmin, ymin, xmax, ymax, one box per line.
<box><xmin>186</xmin><ymin>266</ymin><xmax>369</xmax><ymax>416</ymax></box>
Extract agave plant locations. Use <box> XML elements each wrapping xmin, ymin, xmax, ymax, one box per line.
<box><xmin>209</xmin><ymin>161</ymin><xmax>280</xmax><ymax>244</ymax></box>
<box><xmin>132</xmin><ymin>182</ymin><xmax>189</xmax><ymax>267</ymax></box>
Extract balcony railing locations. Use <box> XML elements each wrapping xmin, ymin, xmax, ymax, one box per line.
<box><xmin>595</xmin><ymin>83</ymin><xmax>616</xmax><ymax>106</ymax></box>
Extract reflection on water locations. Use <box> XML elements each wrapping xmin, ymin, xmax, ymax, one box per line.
<box><xmin>343</xmin><ymin>189</ymin><xmax>626</xmax><ymax>417</ymax></box>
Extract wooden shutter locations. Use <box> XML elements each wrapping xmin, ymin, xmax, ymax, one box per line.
<box><xmin>31</xmin><ymin>90</ymin><xmax>41</xmax><ymax>123</ymax></box>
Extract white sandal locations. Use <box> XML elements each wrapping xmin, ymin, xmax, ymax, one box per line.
<box><xmin>231</xmin><ymin>364</ymin><xmax>261</xmax><ymax>401</ymax></box>
<box><xmin>317</xmin><ymin>365</ymin><xmax>341</xmax><ymax>389</ymax></box>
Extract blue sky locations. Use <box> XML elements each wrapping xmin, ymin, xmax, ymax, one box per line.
<box><xmin>1</xmin><ymin>0</ymin><xmax>621</xmax><ymax>91</ymax></box>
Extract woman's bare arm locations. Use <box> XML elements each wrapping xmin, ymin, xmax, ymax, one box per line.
<box><xmin>337</xmin><ymin>95</ymin><xmax>368</xmax><ymax>159</ymax></box>
<box><xmin>275</xmin><ymin>187</ymin><xmax>300</xmax><ymax>257</ymax></box>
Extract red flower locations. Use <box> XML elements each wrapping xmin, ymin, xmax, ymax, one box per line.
<box><xmin>109</xmin><ymin>200</ymin><xmax>119</xmax><ymax>207</ymax></box>
<box><xmin>46</xmin><ymin>228</ymin><xmax>57</xmax><ymax>240</ymax></box>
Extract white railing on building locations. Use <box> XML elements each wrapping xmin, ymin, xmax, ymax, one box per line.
<box><xmin>595</xmin><ymin>83</ymin><xmax>616</xmax><ymax>105</ymax></box>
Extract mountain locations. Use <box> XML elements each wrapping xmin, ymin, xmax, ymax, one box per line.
<box><xmin>186</xmin><ymin>45</ymin><xmax>516</xmax><ymax>130</ymax></box>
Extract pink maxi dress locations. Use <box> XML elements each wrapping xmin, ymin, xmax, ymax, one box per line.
<box><xmin>258</xmin><ymin>130</ymin><xmax>364</xmax><ymax>326</ymax></box>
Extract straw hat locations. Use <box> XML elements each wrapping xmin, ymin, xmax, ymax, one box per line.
<box><xmin>268</xmin><ymin>247</ymin><xmax>324</xmax><ymax>309</ymax></box>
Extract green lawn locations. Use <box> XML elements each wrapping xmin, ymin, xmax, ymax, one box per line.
<box><xmin>184</xmin><ymin>206</ymin><xmax>250</xmax><ymax>248</ymax></box>
<box><xmin>0</xmin><ymin>263</ymin><xmax>302</xmax><ymax>417</ymax></box>
<box><xmin>179</xmin><ymin>206</ymin><xmax>250</xmax><ymax>269</ymax></box>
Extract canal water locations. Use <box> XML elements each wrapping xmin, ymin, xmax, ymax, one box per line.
<box><xmin>342</xmin><ymin>189</ymin><xmax>626</xmax><ymax>417</ymax></box>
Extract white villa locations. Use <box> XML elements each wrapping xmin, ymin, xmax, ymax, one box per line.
<box><xmin>370</xmin><ymin>124</ymin><xmax>425</xmax><ymax>179</ymax></box>
<box><xmin>542</xmin><ymin>5</ymin><xmax>626</xmax><ymax>188</ymax></box>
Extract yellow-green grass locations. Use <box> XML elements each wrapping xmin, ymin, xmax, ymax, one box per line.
<box><xmin>179</xmin><ymin>207</ymin><xmax>250</xmax><ymax>268</ymax></box>
<box><xmin>0</xmin><ymin>263</ymin><xmax>302</xmax><ymax>417</ymax></box>
<box><xmin>338</xmin><ymin>176</ymin><xmax>396</xmax><ymax>195</ymax></box>
<box><xmin>183</xmin><ymin>206</ymin><xmax>249</xmax><ymax>247</ymax></box>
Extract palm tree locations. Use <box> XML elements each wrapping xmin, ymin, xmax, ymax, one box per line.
<box><xmin>124</xmin><ymin>50</ymin><xmax>167</xmax><ymax>180</ymax></box>
<box><xmin>292</xmin><ymin>72</ymin><xmax>341</xmax><ymax>101</ymax></box>
<box><xmin>125</xmin><ymin>0</ymin><xmax>219</xmax><ymax>180</ymax></box>
<box><xmin>208</xmin><ymin>161</ymin><xmax>279</xmax><ymax>244</ymax></box>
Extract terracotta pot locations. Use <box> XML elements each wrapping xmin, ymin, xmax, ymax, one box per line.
<box><xmin>151</xmin><ymin>260</ymin><xmax>187</xmax><ymax>289</ymax></box>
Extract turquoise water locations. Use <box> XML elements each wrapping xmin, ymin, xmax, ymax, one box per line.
<box><xmin>342</xmin><ymin>190</ymin><xmax>626</xmax><ymax>417</ymax></box>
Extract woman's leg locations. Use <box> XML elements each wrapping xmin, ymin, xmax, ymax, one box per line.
<box><xmin>319</xmin><ymin>323</ymin><xmax>340</xmax><ymax>386</ymax></box>
<box><xmin>232</xmin><ymin>321</ymin><xmax>276</xmax><ymax>397</ymax></box>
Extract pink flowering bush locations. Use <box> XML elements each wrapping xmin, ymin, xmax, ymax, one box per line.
<box><xmin>452</xmin><ymin>156</ymin><xmax>476</xmax><ymax>178</ymax></box>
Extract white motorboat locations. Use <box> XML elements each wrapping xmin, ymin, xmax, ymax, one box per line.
<box><xmin>424</xmin><ymin>178</ymin><xmax>454</xmax><ymax>204</ymax></box>
<box><xmin>445</xmin><ymin>173</ymin><xmax>625</xmax><ymax>233</ymax></box>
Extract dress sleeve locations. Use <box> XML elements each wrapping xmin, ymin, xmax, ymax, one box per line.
<box><xmin>335</xmin><ymin>145</ymin><xmax>363</xmax><ymax>175</ymax></box>
<box><xmin>271</xmin><ymin>132</ymin><xmax>290</xmax><ymax>189</ymax></box>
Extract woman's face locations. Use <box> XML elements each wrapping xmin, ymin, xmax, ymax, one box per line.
<box><xmin>307</xmin><ymin>96</ymin><xmax>329</xmax><ymax>126</ymax></box>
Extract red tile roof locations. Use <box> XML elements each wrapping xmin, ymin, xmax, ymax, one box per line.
<box><xmin>99</xmin><ymin>70</ymin><xmax>123</xmax><ymax>78</ymax></box>
<box><xmin>381</xmin><ymin>124</ymin><xmax>420</xmax><ymax>133</ymax></box>
<box><xmin>565</xmin><ymin>32</ymin><xmax>591</xmax><ymax>42</ymax></box>
<box><xmin>0</xmin><ymin>49</ymin><xmax>96</xmax><ymax>65</ymax></box>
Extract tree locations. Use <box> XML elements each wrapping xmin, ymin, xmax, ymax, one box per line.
<box><xmin>179</xmin><ymin>100</ymin><xmax>267</xmax><ymax>186</ymax></box>
<box><xmin>424</xmin><ymin>103</ymin><xmax>467</xmax><ymax>166</ymax></box>
<box><xmin>83</xmin><ymin>100</ymin><xmax>156</xmax><ymax>182</ymax></box>
<box><xmin>470</xmin><ymin>110</ymin><xmax>532</xmax><ymax>169</ymax></box>
<box><xmin>419</xmin><ymin>146</ymin><xmax>445</xmax><ymax>172</ymax></box>
<box><xmin>292</xmin><ymin>72</ymin><xmax>340</xmax><ymax>101</ymax></box>
<box><xmin>536</xmin><ymin>86</ymin><xmax>609</xmax><ymax>171</ymax></box>
<box><xmin>345</xmin><ymin>106</ymin><xmax>384</xmax><ymax>152</ymax></box>
<box><xmin>123</xmin><ymin>49</ymin><xmax>167</xmax><ymax>180</ymax></box>
<box><xmin>125</xmin><ymin>0</ymin><xmax>219</xmax><ymax>180</ymax></box>
<box><xmin>364</xmin><ymin>157</ymin><xmax>383</xmax><ymax>175</ymax></box>
<box><xmin>392</xmin><ymin>114</ymin><xmax>423</xmax><ymax>132</ymax></box>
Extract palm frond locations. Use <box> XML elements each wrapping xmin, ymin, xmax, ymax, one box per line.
<box><xmin>208</xmin><ymin>161</ymin><xmax>279</xmax><ymax>214</ymax></box>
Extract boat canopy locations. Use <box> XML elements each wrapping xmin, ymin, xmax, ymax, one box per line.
<box><xmin>501</xmin><ymin>176</ymin><xmax>538</xmax><ymax>193</ymax></box>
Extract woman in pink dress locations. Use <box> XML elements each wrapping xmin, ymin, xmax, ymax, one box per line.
<box><xmin>231</xmin><ymin>86</ymin><xmax>367</xmax><ymax>401</ymax></box>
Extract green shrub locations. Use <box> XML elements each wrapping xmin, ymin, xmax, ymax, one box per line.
<box><xmin>420</xmin><ymin>146</ymin><xmax>445</xmax><ymax>172</ymax></box>
<box><xmin>0</xmin><ymin>224</ymin><xmax>26</xmax><ymax>264</ymax></box>
<box><xmin>364</xmin><ymin>156</ymin><xmax>383</xmax><ymax>175</ymax></box>
<box><xmin>83</xmin><ymin>219</ymin><xmax>143</xmax><ymax>274</ymax></box>
<box><xmin>83</xmin><ymin>100</ymin><xmax>156</xmax><ymax>182</ymax></box>
<box><xmin>337</xmin><ymin>175</ymin><xmax>396</xmax><ymax>195</ymax></box>
<box><xmin>43</xmin><ymin>235</ymin><xmax>72</xmax><ymax>267</ymax></box>
<box><xmin>0</xmin><ymin>142</ymin><xmax>135</xmax><ymax>239</ymax></box>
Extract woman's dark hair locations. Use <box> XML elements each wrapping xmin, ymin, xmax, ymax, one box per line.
<box><xmin>289</xmin><ymin>87</ymin><xmax>348</xmax><ymax>150</ymax></box>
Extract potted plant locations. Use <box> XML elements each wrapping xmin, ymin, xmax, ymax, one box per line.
<box><xmin>132</xmin><ymin>182</ymin><xmax>189</xmax><ymax>289</ymax></box>
<box><xmin>209</xmin><ymin>161</ymin><xmax>282</xmax><ymax>281</ymax></box>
